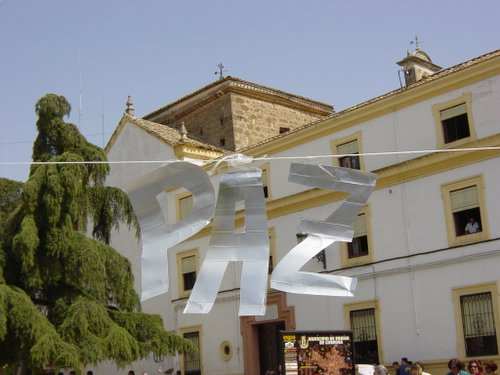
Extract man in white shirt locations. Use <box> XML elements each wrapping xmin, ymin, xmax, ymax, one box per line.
<box><xmin>465</xmin><ymin>217</ymin><xmax>480</xmax><ymax>234</ymax></box>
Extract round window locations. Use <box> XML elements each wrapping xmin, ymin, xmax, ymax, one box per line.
<box><xmin>219</xmin><ymin>340</ymin><xmax>232</xmax><ymax>361</ymax></box>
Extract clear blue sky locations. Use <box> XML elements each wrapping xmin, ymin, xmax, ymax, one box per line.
<box><xmin>1</xmin><ymin>0</ymin><xmax>499</xmax><ymax>182</ymax></box>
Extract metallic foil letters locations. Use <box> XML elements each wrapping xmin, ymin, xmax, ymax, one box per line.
<box><xmin>270</xmin><ymin>163</ymin><xmax>376</xmax><ymax>296</ymax></box>
<box><xmin>184</xmin><ymin>168</ymin><xmax>269</xmax><ymax>315</ymax></box>
<box><xmin>126</xmin><ymin>162</ymin><xmax>215</xmax><ymax>301</ymax></box>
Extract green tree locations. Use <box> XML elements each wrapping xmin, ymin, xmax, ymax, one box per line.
<box><xmin>0</xmin><ymin>94</ymin><xmax>194</xmax><ymax>373</ymax></box>
<box><xmin>0</xmin><ymin>178</ymin><xmax>23</xmax><ymax>239</ymax></box>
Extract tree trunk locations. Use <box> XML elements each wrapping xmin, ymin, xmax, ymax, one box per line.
<box><xmin>15</xmin><ymin>361</ymin><xmax>30</xmax><ymax>375</ymax></box>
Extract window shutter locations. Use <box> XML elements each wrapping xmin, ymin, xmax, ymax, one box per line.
<box><xmin>450</xmin><ymin>186</ymin><xmax>478</xmax><ymax>212</ymax></box>
<box><xmin>262</xmin><ymin>168</ymin><xmax>268</xmax><ymax>186</ymax></box>
<box><xmin>353</xmin><ymin>214</ymin><xmax>367</xmax><ymax>237</ymax></box>
<box><xmin>337</xmin><ymin>140</ymin><xmax>359</xmax><ymax>155</ymax></box>
<box><xmin>182</xmin><ymin>255</ymin><xmax>196</xmax><ymax>274</ymax></box>
<box><xmin>440</xmin><ymin>103</ymin><xmax>467</xmax><ymax>121</ymax></box>
<box><xmin>179</xmin><ymin>195</ymin><xmax>194</xmax><ymax>219</ymax></box>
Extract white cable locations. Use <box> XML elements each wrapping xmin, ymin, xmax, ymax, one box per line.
<box><xmin>1</xmin><ymin>146</ymin><xmax>499</xmax><ymax>167</ymax></box>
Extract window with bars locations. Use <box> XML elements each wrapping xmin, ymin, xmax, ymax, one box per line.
<box><xmin>350</xmin><ymin>308</ymin><xmax>379</xmax><ymax>364</ymax></box>
<box><xmin>338</xmin><ymin>140</ymin><xmax>360</xmax><ymax>170</ymax></box>
<box><xmin>450</xmin><ymin>185</ymin><xmax>482</xmax><ymax>237</ymax></box>
<box><xmin>183</xmin><ymin>331</ymin><xmax>201</xmax><ymax>375</ymax></box>
<box><xmin>460</xmin><ymin>292</ymin><xmax>498</xmax><ymax>356</ymax></box>
<box><xmin>348</xmin><ymin>214</ymin><xmax>369</xmax><ymax>259</ymax></box>
<box><xmin>440</xmin><ymin>103</ymin><xmax>470</xmax><ymax>144</ymax></box>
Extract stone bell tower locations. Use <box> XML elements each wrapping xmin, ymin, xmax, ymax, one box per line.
<box><xmin>397</xmin><ymin>39</ymin><xmax>442</xmax><ymax>86</ymax></box>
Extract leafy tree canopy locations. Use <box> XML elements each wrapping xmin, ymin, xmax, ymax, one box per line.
<box><xmin>0</xmin><ymin>178</ymin><xmax>23</xmax><ymax>240</ymax></box>
<box><xmin>0</xmin><ymin>94</ymin><xmax>194</xmax><ymax>372</ymax></box>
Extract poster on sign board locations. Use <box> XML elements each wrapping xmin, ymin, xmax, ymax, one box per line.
<box><xmin>280</xmin><ymin>330</ymin><xmax>355</xmax><ymax>375</ymax></box>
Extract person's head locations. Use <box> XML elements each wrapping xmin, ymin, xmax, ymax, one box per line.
<box><xmin>484</xmin><ymin>361</ymin><xmax>498</xmax><ymax>374</ymax></box>
<box><xmin>128</xmin><ymin>371</ymin><xmax>135</xmax><ymax>375</ymax></box>
<box><xmin>87</xmin><ymin>371</ymin><xmax>93</xmax><ymax>375</ymax></box>
<box><xmin>401</xmin><ymin>358</ymin><xmax>409</xmax><ymax>365</ymax></box>
<box><xmin>484</xmin><ymin>360</ymin><xmax>498</xmax><ymax>375</ymax></box>
<box><xmin>374</xmin><ymin>365</ymin><xmax>388</xmax><ymax>375</ymax></box>
<box><xmin>411</xmin><ymin>363</ymin><xmax>423</xmax><ymax>375</ymax></box>
<box><xmin>69</xmin><ymin>371</ymin><xmax>76</xmax><ymax>375</ymax></box>
<box><xmin>468</xmin><ymin>360</ymin><xmax>483</xmax><ymax>375</ymax></box>
<box><xmin>470</xmin><ymin>217</ymin><xmax>476</xmax><ymax>224</ymax></box>
<box><xmin>448</xmin><ymin>359</ymin><xmax>463</xmax><ymax>374</ymax></box>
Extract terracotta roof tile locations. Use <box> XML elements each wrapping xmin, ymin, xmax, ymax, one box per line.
<box><xmin>126</xmin><ymin>114</ymin><xmax>230</xmax><ymax>153</ymax></box>
<box><xmin>143</xmin><ymin>76</ymin><xmax>333</xmax><ymax>120</ymax></box>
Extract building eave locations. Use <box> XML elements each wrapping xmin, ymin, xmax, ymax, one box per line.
<box><xmin>105</xmin><ymin>113</ymin><xmax>229</xmax><ymax>158</ymax></box>
<box><xmin>240</xmin><ymin>50</ymin><xmax>500</xmax><ymax>157</ymax></box>
<box><xmin>143</xmin><ymin>76</ymin><xmax>333</xmax><ymax>123</ymax></box>
<box><xmin>396</xmin><ymin>55</ymin><xmax>442</xmax><ymax>71</ymax></box>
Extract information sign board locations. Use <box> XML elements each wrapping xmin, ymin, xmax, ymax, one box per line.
<box><xmin>280</xmin><ymin>330</ymin><xmax>355</xmax><ymax>375</ymax></box>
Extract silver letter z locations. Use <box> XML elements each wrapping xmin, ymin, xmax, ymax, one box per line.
<box><xmin>271</xmin><ymin>163</ymin><xmax>376</xmax><ymax>296</ymax></box>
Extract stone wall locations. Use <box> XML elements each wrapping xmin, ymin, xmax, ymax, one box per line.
<box><xmin>152</xmin><ymin>87</ymin><xmax>330</xmax><ymax>151</ymax></box>
<box><xmin>174</xmin><ymin>94</ymin><xmax>235</xmax><ymax>149</ymax></box>
<box><xmin>230</xmin><ymin>93</ymin><xmax>327</xmax><ymax>150</ymax></box>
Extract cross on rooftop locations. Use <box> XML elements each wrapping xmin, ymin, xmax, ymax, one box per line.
<box><xmin>410</xmin><ymin>35</ymin><xmax>421</xmax><ymax>50</ymax></box>
<box><xmin>215</xmin><ymin>63</ymin><xmax>226</xmax><ymax>80</ymax></box>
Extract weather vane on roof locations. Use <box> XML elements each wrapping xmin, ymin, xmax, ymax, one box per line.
<box><xmin>215</xmin><ymin>63</ymin><xmax>228</xmax><ymax>80</ymax></box>
<box><xmin>410</xmin><ymin>35</ymin><xmax>421</xmax><ymax>50</ymax></box>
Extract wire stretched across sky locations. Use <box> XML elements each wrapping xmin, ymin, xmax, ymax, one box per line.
<box><xmin>1</xmin><ymin>146</ymin><xmax>499</xmax><ymax>167</ymax></box>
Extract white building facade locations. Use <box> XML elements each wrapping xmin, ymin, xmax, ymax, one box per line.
<box><xmin>102</xmin><ymin>49</ymin><xmax>500</xmax><ymax>375</ymax></box>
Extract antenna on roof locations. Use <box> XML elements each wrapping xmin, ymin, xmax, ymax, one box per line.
<box><xmin>215</xmin><ymin>63</ymin><xmax>227</xmax><ymax>80</ymax></box>
<box><xmin>78</xmin><ymin>49</ymin><xmax>82</xmax><ymax>129</ymax></box>
<box><xmin>101</xmin><ymin>96</ymin><xmax>105</xmax><ymax>148</ymax></box>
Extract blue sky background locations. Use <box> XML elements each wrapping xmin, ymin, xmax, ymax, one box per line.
<box><xmin>1</xmin><ymin>0</ymin><xmax>499</xmax><ymax>182</ymax></box>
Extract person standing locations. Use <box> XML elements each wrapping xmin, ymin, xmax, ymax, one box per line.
<box><xmin>447</xmin><ymin>359</ymin><xmax>468</xmax><ymax>375</ymax></box>
<box><xmin>398</xmin><ymin>358</ymin><xmax>411</xmax><ymax>375</ymax></box>
<box><xmin>411</xmin><ymin>363</ymin><xmax>423</xmax><ymax>375</ymax></box>
<box><xmin>468</xmin><ymin>360</ymin><xmax>484</xmax><ymax>375</ymax></box>
<box><xmin>484</xmin><ymin>360</ymin><xmax>498</xmax><ymax>375</ymax></box>
<box><xmin>375</xmin><ymin>365</ymin><xmax>389</xmax><ymax>375</ymax></box>
<box><xmin>465</xmin><ymin>217</ymin><xmax>480</xmax><ymax>234</ymax></box>
<box><xmin>393</xmin><ymin>362</ymin><xmax>400</xmax><ymax>375</ymax></box>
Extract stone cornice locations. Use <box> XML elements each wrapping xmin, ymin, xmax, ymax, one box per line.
<box><xmin>174</xmin><ymin>143</ymin><xmax>225</xmax><ymax>160</ymax></box>
<box><xmin>145</xmin><ymin>77</ymin><xmax>333</xmax><ymax>123</ymax></box>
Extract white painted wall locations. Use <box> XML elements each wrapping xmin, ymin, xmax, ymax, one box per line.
<box><xmin>100</xmin><ymin>67</ymin><xmax>500</xmax><ymax>375</ymax></box>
